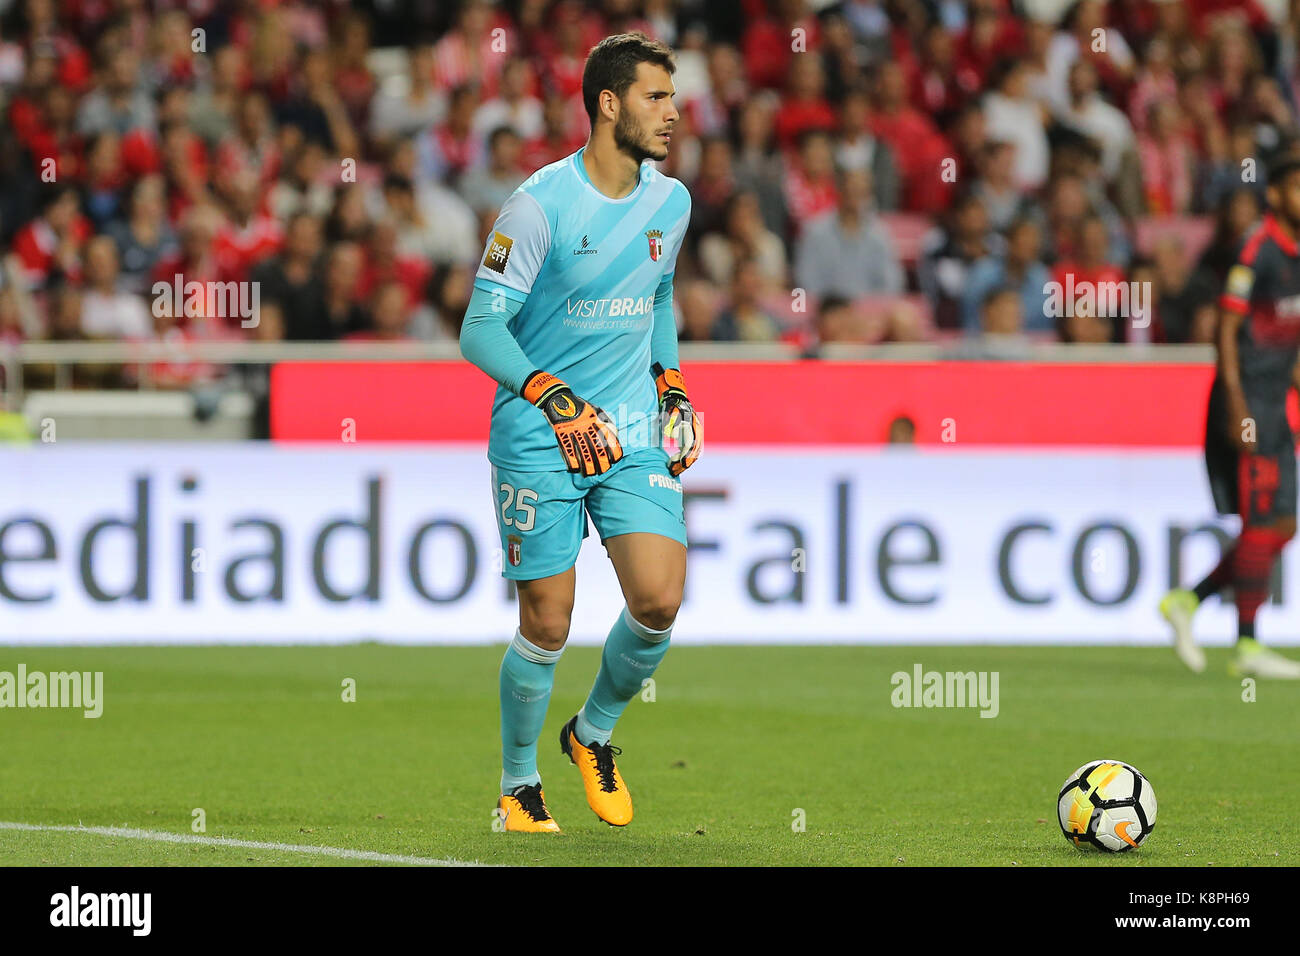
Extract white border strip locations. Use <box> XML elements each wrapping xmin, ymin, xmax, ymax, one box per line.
<box><xmin>0</xmin><ymin>822</ymin><xmax>492</xmax><ymax>867</ymax></box>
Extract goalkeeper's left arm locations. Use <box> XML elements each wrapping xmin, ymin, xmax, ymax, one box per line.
<box><xmin>650</xmin><ymin>271</ymin><xmax>702</xmax><ymax>476</ymax></box>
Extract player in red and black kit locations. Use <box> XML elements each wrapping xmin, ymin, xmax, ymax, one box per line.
<box><xmin>1161</xmin><ymin>156</ymin><xmax>1300</xmax><ymax>678</ymax></box>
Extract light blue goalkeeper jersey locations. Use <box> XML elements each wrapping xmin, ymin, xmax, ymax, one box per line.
<box><xmin>472</xmin><ymin>147</ymin><xmax>691</xmax><ymax>471</ymax></box>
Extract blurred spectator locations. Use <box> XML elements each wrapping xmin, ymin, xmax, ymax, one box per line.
<box><xmin>522</xmin><ymin>92</ymin><xmax>588</xmax><ymax>170</ymax></box>
<box><xmin>250</xmin><ymin>211</ymin><xmax>323</xmax><ymax>344</ymax></box>
<box><xmin>347</xmin><ymin>280</ymin><xmax>413</xmax><ymax>342</ymax></box>
<box><xmin>686</xmin><ymin>42</ymin><xmax>747</xmax><ymax>137</ymax></box>
<box><xmin>188</xmin><ymin>44</ymin><xmax>245</xmax><ymax>145</ymax></box>
<box><xmin>887</xmin><ymin>414</ymin><xmax>916</xmax><ymax>445</ymax></box>
<box><xmin>268</xmin><ymin>141</ymin><xmax>335</xmax><ymax>220</ymax></box>
<box><xmin>731</xmin><ymin>96</ymin><xmax>787</xmax><ymax>238</ymax></box>
<box><xmin>1150</xmin><ymin>237</ymin><xmax>1217</xmax><ymax>345</ymax></box>
<box><xmin>215</xmin><ymin>91</ymin><xmax>280</xmax><ymax>194</ymax></box>
<box><xmin>795</xmin><ymin>165</ymin><xmax>902</xmax><ymax>300</ymax></box>
<box><xmin>429</xmin><ymin>264</ymin><xmax>473</xmax><ymax>341</ymax></box>
<box><xmin>305</xmin><ymin>240</ymin><xmax>367</xmax><ymax>341</ymax></box>
<box><xmin>870</xmin><ymin>59</ymin><xmax>952</xmax><ymax>211</ymax></box>
<box><xmin>819</xmin><ymin>10</ymin><xmax>862</xmax><ymax>104</ymax></box>
<box><xmin>912</xmin><ymin>21</ymin><xmax>977</xmax><ymax>132</ymax></box>
<box><xmin>676</xmin><ymin>277</ymin><xmax>721</xmax><ymax>343</ymax></box>
<box><xmin>1138</xmin><ymin>99</ymin><xmax>1195</xmax><ymax>214</ymax></box>
<box><xmin>1056</xmin><ymin>58</ymin><xmax>1137</xmax><ymax>188</ymax></box>
<box><xmin>370</xmin><ymin>45</ymin><xmax>445</xmax><ymax>151</ymax></box>
<box><xmin>811</xmin><ymin>294</ymin><xmax>858</xmax><ymax>347</ymax></box>
<box><xmin>421</xmin><ymin>84</ymin><xmax>482</xmax><ymax>184</ymax></box>
<box><xmin>1059</xmin><ymin>303</ymin><xmax>1114</xmax><ymax>344</ymax></box>
<box><xmin>213</xmin><ymin>171</ymin><xmax>283</xmax><ymax>282</ymax></box>
<box><xmin>970</xmin><ymin>140</ymin><xmax>1033</xmax><ymax>232</ymax></box>
<box><xmin>919</xmin><ymin>192</ymin><xmax>998</xmax><ymax>331</ymax></box>
<box><xmin>384</xmin><ymin>172</ymin><xmax>452</xmax><ymax>263</ymax></box>
<box><xmin>276</xmin><ymin>48</ymin><xmax>359</xmax><ymax>158</ymax></box>
<box><xmin>150</xmin><ymin>203</ymin><xmax>230</xmax><ymax>338</ymax></box>
<box><xmin>332</xmin><ymin>11</ymin><xmax>377</xmax><ymax>134</ymax></box>
<box><xmin>834</xmin><ymin>88</ymin><xmax>899</xmax><ymax>212</ymax></box>
<box><xmin>1043</xmin><ymin>0</ymin><xmax>1136</xmax><ymax>111</ymax></box>
<box><xmin>697</xmin><ymin>190</ymin><xmax>788</xmax><ymax>291</ymax></box>
<box><xmin>325</xmin><ymin>184</ymin><xmax>370</xmax><ymax>245</ymax></box>
<box><xmin>982</xmin><ymin>57</ymin><xmax>1049</xmax><ymax>191</ymax></box>
<box><xmin>962</xmin><ymin>216</ymin><xmax>1051</xmax><ymax>334</ymax></box>
<box><xmin>842</xmin><ymin>0</ymin><xmax>893</xmax><ymax>66</ymax></box>
<box><xmin>741</xmin><ymin>0</ymin><xmax>818</xmax><ymax>93</ymax></box>
<box><xmin>81</xmin><ymin>236</ymin><xmax>151</xmax><ymax>339</ymax></box>
<box><xmin>1037</xmin><ymin>171</ymin><xmax>1128</xmax><ymax>265</ymax></box>
<box><xmin>358</xmin><ymin>216</ymin><xmax>431</xmax><ymax>313</ymax></box>
<box><xmin>82</xmin><ymin>130</ymin><xmax>128</xmax><ymax>229</ymax></box>
<box><xmin>690</xmin><ymin>135</ymin><xmax>736</xmax><ymax>238</ymax></box>
<box><xmin>76</xmin><ymin>45</ymin><xmax>155</xmax><ymax>137</ymax></box>
<box><xmin>433</xmin><ymin>0</ymin><xmax>510</xmax><ymax>95</ymax></box>
<box><xmin>711</xmin><ymin>258</ymin><xmax>782</xmax><ymax>342</ymax></box>
<box><xmin>472</xmin><ymin>59</ymin><xmax>544</xmax><ymax>145</ymax></box>
<box><xmin>783</xmin><ymin>130</ymin><xmax>839</xmax><ymax>239</ymax></box>
<box><xmin>979</xmin><ymin>286</ymin><xmax>1028</xmax><ymax>345</ymax></box>
<box><xmin>774</xmin><ymin>53</ymin><xmax>836</xmax><ymax>152</ymax></box>
<box><xmin>11</xmin><ymin>185</ymin><xmax>91</xmax><ymax>289</ymax></box>
<box><xmin>158</xmin><ymin>117</ymin><xmax>210</xmax><ymax>221</ymax></box>
<box><xmin>1195</xmin><ymin>187</ymin><xmax>1265</xmax><ymax>289</ymax></box>
<box><xmin>1128</xmin><ymin>35</ymin><xmax>1178</xmax><ymax>138</ymax></box>
<box><xmin>457</xmin><ymin>126</ymin><xmax>529</xmax><ymax>217</ymax></box>
<box><xmin>0</xmin><ymin>0</ymin><xmax>1289</xmax><ymax>356</ymax></box>
<box><xmin>1052</xmin><ymin>215</ymin><xmax>1127</xmax><ymax>343</ymax></box>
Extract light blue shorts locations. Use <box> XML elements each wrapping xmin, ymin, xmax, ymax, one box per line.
<box><xmin>490</xmin><ymin>448</ymin><xmax>687</xmax><ymax>580</ymax></box>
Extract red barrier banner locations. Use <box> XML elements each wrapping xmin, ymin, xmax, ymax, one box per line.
<box><xmin>269</xmin><ymin>360</ymin><xmax>1267</xmax><ymax>447</ymax></box>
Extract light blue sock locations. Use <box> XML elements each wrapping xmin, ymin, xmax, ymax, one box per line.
<box><xmin>575</xmin><ymin>607</ymin><xmax>672</xmax><ymax>747</ymax></box>
<box><xmin>500</xmin><ymin>628</ymin><xmax>563</xmax><ymax>795</ymax></box>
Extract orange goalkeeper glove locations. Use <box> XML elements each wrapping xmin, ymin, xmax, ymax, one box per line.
<box><xmin>653</xmin><ymin>363</ymin><xmax>702</xmax><ymax>476</ymax></box>
<box><xmin>522</xmin><ymin>370</ymin><xmax>623</xmax><ymax>476</ymax></box>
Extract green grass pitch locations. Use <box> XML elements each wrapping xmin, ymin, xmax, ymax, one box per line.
<box><xmin>1</xmin><ymin>644</ymin><xmax>1296</xmax><ymax>866</ymax></box>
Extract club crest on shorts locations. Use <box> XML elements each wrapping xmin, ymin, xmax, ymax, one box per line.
<box><xmin>506</xmin><ymin>534</ymin><xmax>523</xmax><ymax>567</ymax></box>
<box><xmin>646</xmin><ymin>229</ymin><xmax>663</xmax><ymax>261</ymax></box>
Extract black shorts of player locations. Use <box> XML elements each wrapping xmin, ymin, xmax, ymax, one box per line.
<box><xmin>1204</xmin><ymin>377</ymin><xmax>1298</xmax><ymax>524</ymax></box>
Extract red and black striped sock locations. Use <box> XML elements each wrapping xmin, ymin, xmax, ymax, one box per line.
<box><xmin>1232</xmin><ymin>527</ymin><xmax>1292</xmax><ymax>640</ymax></box>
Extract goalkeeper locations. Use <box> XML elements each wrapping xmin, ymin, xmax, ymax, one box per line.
<box><xmin>459</xmin><ymin>33</ymin><xmax>701</xmax><ymax>832</ymax></box>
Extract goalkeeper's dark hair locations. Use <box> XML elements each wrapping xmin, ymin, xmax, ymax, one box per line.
<box><xmin>582</xmin><ymin>32</ymin><xmax>676</xmax><ymax>125</ymax></box>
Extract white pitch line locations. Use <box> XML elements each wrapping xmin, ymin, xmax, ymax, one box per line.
<box><xmin>0</xmin><ymin>822</ymin><xmax>492</xmax><ymax>867</ymax></box>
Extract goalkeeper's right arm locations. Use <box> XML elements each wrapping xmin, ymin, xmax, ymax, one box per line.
<box><xmin>460</xmin><ymin>287</ymin><xmax>622</xmax><ymax>475</ymax></box>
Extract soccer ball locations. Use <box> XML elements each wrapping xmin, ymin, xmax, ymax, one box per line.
<box><xmin>1057</xmin><ymin>759</ymin><xmax>1157</xmax><ymax>852</ymax></box>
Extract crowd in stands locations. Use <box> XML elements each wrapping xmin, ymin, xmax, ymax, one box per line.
<box><xmin>2</xmin><ymin>0</ymin><xmax>1299</xmax><ymax>386</ymax></box>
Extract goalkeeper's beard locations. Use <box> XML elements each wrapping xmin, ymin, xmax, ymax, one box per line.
<box><xmin>613</xmin><ymin>108</ymin><xmax>665</xmax><ymax>164</ymax></box>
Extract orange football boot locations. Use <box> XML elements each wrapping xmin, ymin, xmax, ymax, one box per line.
<box><xmin>498</xmin><ymin>783</ymin><xmax>561</xmax><ymax>833</ymax></box>
<box><xmin>559</xmin><ymin>715</ymin><xmax>633</xmax><ymax>826</ymax></box>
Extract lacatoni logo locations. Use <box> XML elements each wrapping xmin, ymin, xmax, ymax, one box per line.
<box><xmin>890</xmin><ymin>665</ymin><xmax>999</xmax><ymax>718</ymax></box>
<box><xmin>1043</xmin><ymin>276</ymin><xmax>1151</xmax><ymax>328</ymax></box>
<box><xmin>152</xmin><ymin>274</ymin><xmax>260</xmax><ymax>328</ymax></box>
<box><xmin>50</xmin><ymin>886</ymin><xmax>151</xmax><ymax>936</ymax></box>
<box><xmin>566</xmin><ymin>296</ymin><xmax>656</xmax><ymax>318</ymax></box>
<box><xmin>0</xmin><ymin>665</ymin><xmax>103</xmax><ymax>718</ymax></box>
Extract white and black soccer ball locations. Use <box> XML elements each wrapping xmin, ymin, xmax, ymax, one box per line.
<box><xmin>1057</xmin><ymin>759</ymin><xmax>1157</xmax><ymax>852</ymax></box>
